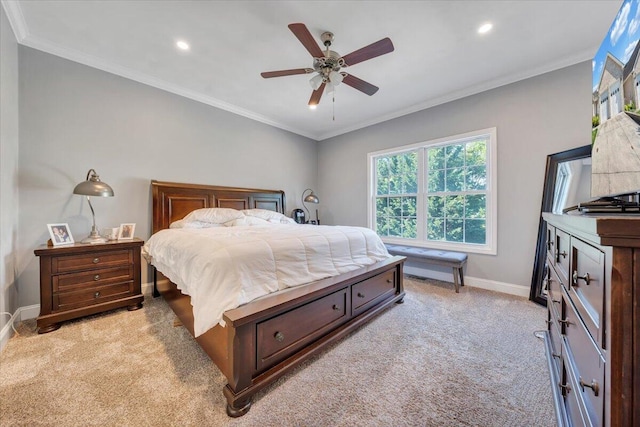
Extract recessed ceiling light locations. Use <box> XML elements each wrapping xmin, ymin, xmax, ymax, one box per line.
<box><xmin>176</xmin><ymin>40</ymin><xmax>190</xmax><ymax>50</ymax></box>
<box><xmin>478</xmin><ymin>23</ymin><xmax>493</xmax><ymax>34</ymax></box>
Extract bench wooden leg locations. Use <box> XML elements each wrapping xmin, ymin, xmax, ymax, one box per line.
<box><xmin>459</xmin><ymin>266</ymin><xmax>465</xmax><ymax>287</ymax></box>
<box><xmin>452</xmin><ymin>267</ymin><xmax>460</xmax><ymax>293</ymax></box>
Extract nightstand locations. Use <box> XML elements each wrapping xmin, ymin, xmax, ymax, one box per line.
<box><xmin>34</xmin><ymin>238</ymin><xmax>144</xmax><ymax>333</ymax></box>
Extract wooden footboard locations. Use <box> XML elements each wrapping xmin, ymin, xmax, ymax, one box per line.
<box><xmin>154</xmin><ymin>256</ymin><xmax>405</xmax><ymax>416</ymax></box>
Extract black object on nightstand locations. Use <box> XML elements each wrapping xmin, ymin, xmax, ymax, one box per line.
<box><xmin>34</xmin><ymin>238</ymin><xmax>144</xmax><ymax>333</ymax></box>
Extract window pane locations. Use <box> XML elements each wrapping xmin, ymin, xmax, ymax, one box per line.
<box><xmin>445</xmin><ymin>144</ymin><xmax>465</xmax><ymax>168</ymax></box>
<box><xmin>427</xmin><ymin>195</ymin><xmax>444</xmax><ymax>218</ymax></box>
<box><xmin>465</xmin><ymin>219</ymin><xmax>486</xmax><ymax>244</ymax></box>
<box><xmin>445</xmin><ymin>195</ymin><xmax>464</xmax><ymax>218</ymax></box>
<box><xmin>388</xmin><ymin>217</ymin><xmax>402</xmax><ymax>236</ymax></box>
<box><xmin>465</xmin><ymin>194</ymin><xmax>486</xmax><ymax>219</ymax></box>
<box><xmin>466</xmin><ymin>140</ymin><xmax>486</xmax><ymax>166</ymax></box>
<box><xmin>402</xmin><ymin>196</ymin><xmax>417</xmax><ymax>216</ymax></box>
<box><xmin>428</xmin><ymin>169</ymin><xmax>445</xmax><ymax>192</ymax></box>
<box><xmin>427</xmin><ymin>218</ymin><xmax>445</xmax><ymax>240</ymax></box>
<box><xmin>466</xmin><ymin>165</ymin><xmax>486</xmax><ymax>190</ymax></box>
<box><xmin>428</xmin><ymin>147</ymin><xmax>445</xmax><ymax>170</ymax></box>
<box><xmin>445</xmin><ymin>219</ymin><xmax>464</xmax><ymax>242</ymax></box>
<box><xmin>402</xmin><ymin>218</ymin><xmax>417</xmax><ymax>239</ymax></box>
<box><xmin>389</xmin><ymin>197</ymin><xmax>402</xmax><ymax>216</ymax></box>
<box><xmin>376</xmin><ymin>197</ymin><xmax>387</xmax><ymax>214</ymax></box>
<box><xmin>377</xmin><ymin>176</ymin><xmax>389</xmax><ymax>195</ymax></box>
<box><xmin>376</xmin><ymin>216</ymin><xmax>388</xmax><ymax>236</ymax></box>
<box><xmin>445</xmin><ymin>168</ymin><xmax>464</xmax><ymax>192</ymax></box>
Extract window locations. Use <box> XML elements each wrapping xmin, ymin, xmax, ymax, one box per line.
<box><xmin>368</xmin><ymin>128</ymin><xmax>497</xmax><ymax>255</ymax></box>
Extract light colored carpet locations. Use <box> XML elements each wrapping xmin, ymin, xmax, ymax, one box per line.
<box><xmin>0</xmin><ymin>277</ymin><xmax>555</xmax><ymax>426</ymax></box>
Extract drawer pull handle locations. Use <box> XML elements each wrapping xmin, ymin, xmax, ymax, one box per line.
<box><xmin>579</xmin><ymin>377</ymin><xmax>599</xmax><ymax>396</ymax></box>
<box><xmin>558</xmin><ymin>382</ymin><xmax>571</xmax><ymax>394</ymax></box>
<box><xmin>558</xmin><ymin>319</ymin><xmax>572</xmax><ymax>328</ymax></box>
<box><xmin>552</xmin><ymin>299</ymin><xmax>560</xmax><ymax>304</ymax></box>
<box><xmin>386</xmin><ymin>279</ymin><xmax>392</xmax><ymax>283</ymax></box>
<box><xmin>547</xmin><ymin>240</ymin><xmax>553</xmax><ymax>251</ymax></box>
<box><xmin>552</xmin><ymin>352</ymin><xmax>561</xmax><ymax>359</ymax></box>
<box><xmin>94</xmin><ymin>274</ymin><xmax>100</xmax><ymax>281</ymax></box>
<box><xmin>274</xmin><ymin>331</ymin><xmax>284</xmax><ymax>342</ymax></box>
<box><xmin>357</xmin><ymin>292</ymin><xmax>365</xmax><ymax>298</ymax></box>
<box><xmin>556</xmin><ymin>250</ymin><xmax>567</xmax><ymax>260</ymax></box>
<box><xmin>92</xmin><ymin>258</ymin><xmax>100</xmax><ymax>264</ymax></box>
<box><xmin>94</xmin><ymin>291</ymin><xmax>100</xmax><ymax>298</ymax></box>
<box><xmin>332</xmin><ymin>304</ymin><xmax>340</xmax><ymax>311</ymax></box>
<box><xmin>572</xmin><ymin>271</ymin><xmax>591</xmax><ymax>286</ymax></box>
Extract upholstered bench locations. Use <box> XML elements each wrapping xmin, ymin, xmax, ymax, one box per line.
<box><xmin>385</xmin><ymin>244</ymin><xmax>468</xmax><ymax>293</ymax></box>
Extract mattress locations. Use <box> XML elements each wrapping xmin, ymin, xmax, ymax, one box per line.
<box><xmin>144</xmin><ymin>223</ymin><xmax>390</xmax><ymax>336</ymax></box>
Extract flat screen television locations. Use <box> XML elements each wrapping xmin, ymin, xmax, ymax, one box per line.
<box><xmin>592</xmin><ymin>0</ymin><xmax>640</xmax><ymax>202</ymax></box>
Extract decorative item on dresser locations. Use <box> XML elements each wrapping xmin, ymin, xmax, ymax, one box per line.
<box><xmin>541</xmin><ymin>213</ymin><xmax>640</xmax><ymax>427</ymax></box>
<box><xmin>34</xmin><ymin>239</ymin><xmax>144</xmax><ymax>334</ymax></box>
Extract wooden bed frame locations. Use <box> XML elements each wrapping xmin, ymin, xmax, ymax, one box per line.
<box><xmin>150</xmin><ymin>180</ymin><xmax>405</xmax><ymax>417</ymax></box>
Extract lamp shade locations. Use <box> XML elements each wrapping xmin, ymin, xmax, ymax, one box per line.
<box><xmin>73</xmin><ymin>169</ymin><xmax>114</xmax><ymax>197</ymax></box>
<box><xmin>303</xmin><ymin>190</ymin><xmax>319</xmax><ymax>204</ymax></box>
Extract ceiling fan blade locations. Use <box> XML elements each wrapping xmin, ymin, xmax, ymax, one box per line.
<box><xmin>342</xmin><ymin>74</ymin><xmax>379</xmax><ymax>96</ymax></box>
<box><xmin>309</xmin><ymin>83</ymin><xmax>326</xmax><ymax>106</ymax></box>
<box><xmin>288</xmin><ymin>23</ymin><xmax>324</xmax><ymax>58</ymax></box>
<box><xmin>342</xmin><ymin>37</ymin><xmax>394</xmax><ymax>67</ymax></box>
<box><xmin>261</xmin><ymin>68</ymin><xmax>313</xmax><ymax>78</ymax></box>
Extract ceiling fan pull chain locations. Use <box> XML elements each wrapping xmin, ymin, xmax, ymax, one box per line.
<box><xmin>333</xmin><ymin>92</ymin><xmax>335</xmax><ymax>121</ymax></box>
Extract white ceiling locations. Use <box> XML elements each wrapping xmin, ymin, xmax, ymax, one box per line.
<box><xmin>2</xmin><ymin>1</ymin><xmax>622</xmax><ymax>141</ymax></box>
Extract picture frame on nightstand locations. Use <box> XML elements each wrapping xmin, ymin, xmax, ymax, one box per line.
<box><xmin>118</xmin><ymin>223</ymin><xmax>135</xmax><ymax>240</ymax></box>
<box><xmin>47</xmin><ymin>223</ymin><xmax>74</xmax><ymax>246</ymax></box>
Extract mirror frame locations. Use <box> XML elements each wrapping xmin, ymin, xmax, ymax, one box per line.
<box><xmin>529</xmin><ymin>144</ymin><xmax>592</xmax><ymax>305</ymax></box>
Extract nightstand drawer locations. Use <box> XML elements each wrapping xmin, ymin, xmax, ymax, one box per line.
<box><xmin>53</xmin><ymin>266</ymin><xmax>133</xmax><ymax>293</ymax></box>
<box><xmin>54</xmin><ymin>281</ymin><xmax>134</xmax><ymax>311</ymax></box>
<box><xmin>52</xmin><ymin>249</ymin><xmax>133</xmax><ymax>273</ymax></box>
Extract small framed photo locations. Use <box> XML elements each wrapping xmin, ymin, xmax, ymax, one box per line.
<box><xmin>47</xmin><ymin>223</ymin><xmax>74</xmax><ymax>246</ymax></box>
<box><xmin>118</xmin><ymin>223</ymin><xmax>136</xmax><ymax>240</ymax></box>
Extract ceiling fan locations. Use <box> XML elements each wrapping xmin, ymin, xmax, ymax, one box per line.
<box><xmin>261</xmin><ymin>23</ymin><xmax>394</xmax><ymax>108</ymax></box>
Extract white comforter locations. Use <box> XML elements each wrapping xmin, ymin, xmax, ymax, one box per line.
<box><xmin>143</xmin><ymin>224</ymin><xmax>390</xmax><ymax>336</ymax></box>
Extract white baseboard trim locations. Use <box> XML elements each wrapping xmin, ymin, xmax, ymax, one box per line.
<box><xmin>0</xmin><ymin>304</ymin><xmax>39</xmax><ymax>353</ymax></box>
<box><xmin>403</xmin><ymin>265</ymin><xmax>529</xmax><ymax>298</ymax></box>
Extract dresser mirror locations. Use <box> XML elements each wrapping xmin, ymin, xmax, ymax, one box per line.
<box><xmin>529</xmin><ymin>144</ymin><xmax>592</xmax><ymax>305</ymax></box>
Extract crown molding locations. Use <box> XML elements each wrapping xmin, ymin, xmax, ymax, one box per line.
<box><xmin>1</xmin><ymin>0</ymin><xmax>28</xmax><ymax>41</ymax></box>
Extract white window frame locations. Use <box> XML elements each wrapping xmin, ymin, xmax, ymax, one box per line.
<box><xmin>367</xmin><ymin>127</ymin><xmax>497</xmax><ymax>255</ymax></box>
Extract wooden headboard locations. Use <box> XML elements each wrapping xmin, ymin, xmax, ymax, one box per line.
<box><xmin>151</xmin><ymin>180</ymin><xmax>286</xmax><ymax>234</ymax></box>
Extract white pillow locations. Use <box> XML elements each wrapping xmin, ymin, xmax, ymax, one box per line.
<box><xmin>242</xmin><ymin>209</ymin><xmax>296</xmax><ymax>224</ymax></box>
<box><xmin>224</xmin><ymin>216</ymin><xmax>271</xmax><ymax>227</ymax></box>
<box><xmin>183</xmin><ymin>208</ymin><xmax>244</xmax><ymax>224</ymax></box>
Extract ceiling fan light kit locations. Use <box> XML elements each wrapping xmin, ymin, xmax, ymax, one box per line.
<box><xmin>261</xmin><ymin>23</ymin><xmax>394</xmax><ymax>110</ymax></box>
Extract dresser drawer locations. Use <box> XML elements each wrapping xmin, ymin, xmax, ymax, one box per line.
<box><xmin>256</xmin><ymin>288</ymin><xmax>348</xmax><ymax>372</ymax></box>
<box><xmin>548</xmin><ymin>309</ymin><xmax>563</xmax><ymax>376</ymax></box>
<box><xmin>53</xmin><ymin>281</ymin><xmax>134</xmax><ymax>311</ymax></box>
<box><xmin>563</xmin><ymin>296</ymin><xmax>605</xmax><ymax>427</ymax></box>
<box><xmin>547</xmin><ymin>262</ymin><xmax>563</xmax><ymax>315</ymax></box>
<box><xmin>52</xmin><ymin>249</ymin><xmax>133</xmax><ymax>273</ymax></box>
<box><xmin>352</xmin><ymin>269</ymin><xmax>396</xmax><ymax>315</ymax></box>
<box><xmin>569</xmin><ymin>237</ymin><xmax>604</xmax><ymax>346</ymax></box>
<box><xmin>53</xmin><ymin>266</ymin><xmax>134</xmax><ymax>293</ymax></box>
<box><xmin>555</xmin><ymin>228</ymin><xmax>571</xmax><ymax>285</ymax></box>
<box><xmin>546</xmin><ymin>225</ymin><xmax>556</xmax><ymax>262</ymax></box>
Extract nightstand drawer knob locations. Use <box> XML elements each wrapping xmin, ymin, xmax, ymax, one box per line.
<box><xmin>274</xmin><ymin>331</ymin><xmax>284</xmax><ymax>342</ymax></box>
<box><xmin>94</xmin><ymin>291</ymin><xmax>100</xmax><ymax>298</ymax></box>
<box><xmin>94</xmin><ymin>274</ymin><xmax>100</xmax><ymax>281</ymax></box>
<box><xmin>357</xmin><ymin>292</ymin><xmax>365</xmax><ymax>298</ymax></box>
<box><xmin>92</xmin><ymin>258</ymin><xmax>100</xmax><ymax>264</ymax></box>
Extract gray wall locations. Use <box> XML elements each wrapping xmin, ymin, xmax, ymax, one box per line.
<box><xmin>318</xmin><ymin>62</ymin><xmax>592</xmax><ymax>289</ymax></box>
<box><xmin>1</xmin><ymin>6</ymin><xmax>20</xmax><ymax>335</ymax></box>
<box><xmin>17</xmin><ymin>47</ymin><xmax>317</xmax><ymax>307</ymax></box>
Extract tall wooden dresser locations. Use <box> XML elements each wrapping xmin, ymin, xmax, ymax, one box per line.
<box><xmin>542</xmin><ymin>213</ymin><xmax>639</xmax><ymax>427</ymax></box>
